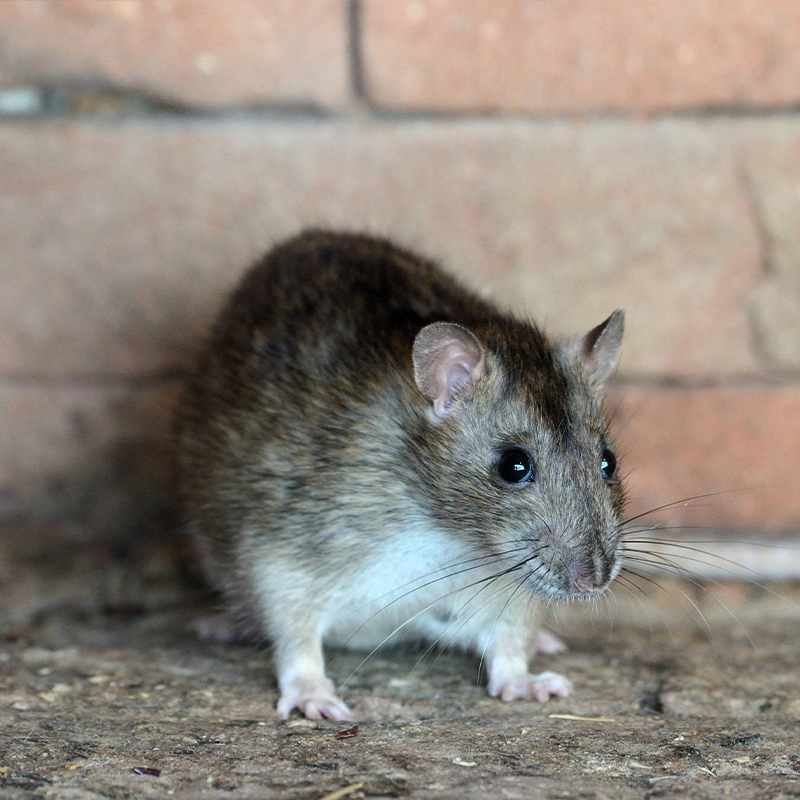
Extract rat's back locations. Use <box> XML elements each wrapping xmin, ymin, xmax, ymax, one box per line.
<box><xmin>175</xmin><ymin>230</ymin><xmax>493</xmax><ymax>608</ymax></box>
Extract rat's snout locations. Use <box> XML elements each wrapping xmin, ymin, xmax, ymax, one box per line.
<box><xmin>563</xmin><ymin>543</ymin><xmax>615</xmax><ymax>596</ymax></box>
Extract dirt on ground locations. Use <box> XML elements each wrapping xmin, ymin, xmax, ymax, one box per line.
<box><xmin>1</xmin><ymin>584</ymin><xmax>799</xmax><ymax>800</ymax></box>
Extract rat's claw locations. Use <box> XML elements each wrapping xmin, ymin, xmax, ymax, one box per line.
<box><xmin>277</xmin><ymin>676</ymin><xmax>354</xmax><ymax>721</ymax></box>
<box><xmin>489</xmin><ymin>670</ymin><xmax>573</xmax><ymax>703</ymax></box>
<box><xmin>300</xmin><ymin>696</ymin><xmax>353</xmax><ymax>722</ymax></box>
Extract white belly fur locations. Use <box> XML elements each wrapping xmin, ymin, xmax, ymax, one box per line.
<box><xmin>320</xmin><ymin>529</ymin><xmax>527</xmax><ymax>654</ymax></box>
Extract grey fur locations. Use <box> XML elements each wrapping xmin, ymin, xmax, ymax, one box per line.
<box><xmin>175</xmin><ymin>230</ymin><xmax>626</xmax><ymax>719</ymax></box>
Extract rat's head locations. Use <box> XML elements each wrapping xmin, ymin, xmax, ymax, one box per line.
<box><xmin>410</xmin><ymin>311</ymin><xmax>626</xmax><ymax>600</ymax></box>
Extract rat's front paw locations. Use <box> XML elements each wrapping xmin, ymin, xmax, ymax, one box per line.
<box><xmin>277</xmin><ymin>676</ymin><xmax>354</xmax><ymax>722</ymax></box>
<box><xmin>487</xmin><ymin>670</ymin><xmax>573</xmax><ymax>703</ymax></box>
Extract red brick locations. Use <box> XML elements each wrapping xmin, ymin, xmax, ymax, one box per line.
<box><xmin>0</xmin><ymin>0</ymin><xmax>349</xmax><ymax>108</ymax></box>
<box><xmin>0</xmin><ymin>118</ymin><xmax>773</xmax><ymax>379</ymax></box>
<box><xmin>735</xmin><ymin>125</ymin><xmax>800</xmax><ymax>371</ymax></box>
<box><xmin>609</xmin><ymin>388</ymin><xmax>800</xmax><ymax>532</ymax></box>
<box><xmin>362</xmin><ymin>0</ymin><xmax>800</xmax><ymax>113</ymax></box>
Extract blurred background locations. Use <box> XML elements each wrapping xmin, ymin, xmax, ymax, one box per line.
<box><xmin>1</xmin><ymin>0</ymin><xmax>799</xmax><ymax>626</ymax></box>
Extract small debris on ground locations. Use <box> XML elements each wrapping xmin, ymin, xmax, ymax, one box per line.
<box><xmin>317</xmin><ymin>782</ymin><xmax>365</xmax><ymax>800</ymax></box>
<box><xmin>335</xmin><ymin>724</ymin><xmax>359</xmax><ymax>740</ymax></box>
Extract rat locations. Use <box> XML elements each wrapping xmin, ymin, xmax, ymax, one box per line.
<box><xmin>176</xmin><ymin>230</ymin><xmax>626</xmax><ymax>721</ymax></box>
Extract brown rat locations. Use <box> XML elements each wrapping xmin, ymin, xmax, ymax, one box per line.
<box><xmin>176</xmin><ymin>230</ymin><xmax>626</xmax><ymax>721</ymax></box>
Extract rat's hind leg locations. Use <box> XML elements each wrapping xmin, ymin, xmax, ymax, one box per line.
<box><xmin>193</xmin><ymin>610</ymin><xmax>262</xmax><ymax>645</ymax></box>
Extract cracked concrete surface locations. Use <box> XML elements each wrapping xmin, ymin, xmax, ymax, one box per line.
<box><xmin>1</xmin><ymin>585</ymin><xmax>799</xmax><ymax>800</ymax></box>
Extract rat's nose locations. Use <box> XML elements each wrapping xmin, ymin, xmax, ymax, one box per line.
<box><xmin>566</xmin><ymin>547</ymin><xmax>614</xmax><ymax>594</ymax></box>
<box><xmin>569</xmin><ymin>572</ymin><xmax>593</xmax><ymax>594</ymax></box>
<box><xmin>567</xmin><ymin>569</ymin><xmax>598</xmax><ymax>594</ymax></box>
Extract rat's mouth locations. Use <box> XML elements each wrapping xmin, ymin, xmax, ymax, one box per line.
<box><xmin>517</xmin><ymin>542</ymin><xmax>621</xmax><ymax>599</ymax></box>
<box><xmin>525</xmin><ymin>566</ymin><xmax>619</xmax><ymax>601</ymax></box>
<box><xmin>555</xmin><ymin>583</ymin><xmax>613</xmax><ymax>601</ymax></box>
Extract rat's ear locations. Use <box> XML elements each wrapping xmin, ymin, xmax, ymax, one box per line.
<box><xmin>412</xmin><ymin>322</ymin><xmax>486</xmax><ymax>421</ymax></box>
<box><xmin>575</xmin><ymin>309</ymin><xmax>624</xmax><ymax>387</ymax></box>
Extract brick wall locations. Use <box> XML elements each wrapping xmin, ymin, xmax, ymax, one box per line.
<box><xmin>1</xmin><ymin>0</ymin><xmax>799</xmax><ymax>582</ymax></box>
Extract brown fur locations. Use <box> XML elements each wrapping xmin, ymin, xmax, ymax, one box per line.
<box><xmin>175</xmin><ymin>230</ymin><xmax>626</xmax><ymax>716</ymax></box>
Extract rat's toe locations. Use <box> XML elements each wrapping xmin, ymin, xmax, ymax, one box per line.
<box><xmin>498</xmin><ymin>681</ymin><xmax>528</xmax><ymax>702</ymax></box>
<box><xmin>301</xmin><ymin>702</ymin><xmax>324</xmax><ymax>721</ymax></box>
<box><xmin>530</xmin><ymin>671</ymin><xmax>573</xmax><ymax>702</ymax></box>
<box><xmin>490</xmin><ymin>671</ymin><xmax>573</xmax><ymax>703</ymax></box>
<box><xmin>313</xmin><ymin>696</ymin><xmax>354</xmax><ymax>722</ymax></box>
<box><xmin>277</xmin><ymin>677</ymin><xmax>353</xmax><ymax>721</ymax></box>
<box><xmin>276</xmin><ymin>694</ymin><xmax>296</xmax><ymax>720</ymax></box>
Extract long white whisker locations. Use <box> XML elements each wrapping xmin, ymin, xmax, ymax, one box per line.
<box><xmin>622</xmin><ymin>542</ymin><xmax>800</xmax><ymax>610</ymax></box>
<box><xmin>622</xmin><ymin>553</ymin><xmax>756</xmax><ymax>648</ymax></box>
<box><xmin>618</xmin><ymin>490</ymin><xmax>748</xmax><ymax>529</ymax></box>
<box><xmin>338</xmin><ymin>547</ymin><xmax>529</xmax><ymax>652</ymax></box>
<box><xmin>410</xmin><ymin>574</ymin><xmax>517</xmax><ymax>677</ymax></box>
<box><xmin>339</xmin><ymin>554</ymin><xmax>537</xmax><ymax>687</ymax></box>
<box><xmin>621</xmin><ymin>566</ymin><xmax>710</xmax><ymax>633</ymax></box>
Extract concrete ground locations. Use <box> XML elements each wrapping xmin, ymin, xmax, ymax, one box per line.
<box><xmin>1</xmin><ymin>582</ymin><xmax>799</xmax><ymax>800</ymax></box>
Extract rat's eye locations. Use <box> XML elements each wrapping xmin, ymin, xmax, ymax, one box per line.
<box><xmin>498</xmin><ymin>449</ymin><xmax>535</xmax><ymax>484</ymax></box>
<box><xmin>601</xmin><ymin>449</ymin><xmax>617</xmax><ymax>482</ymax></box>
